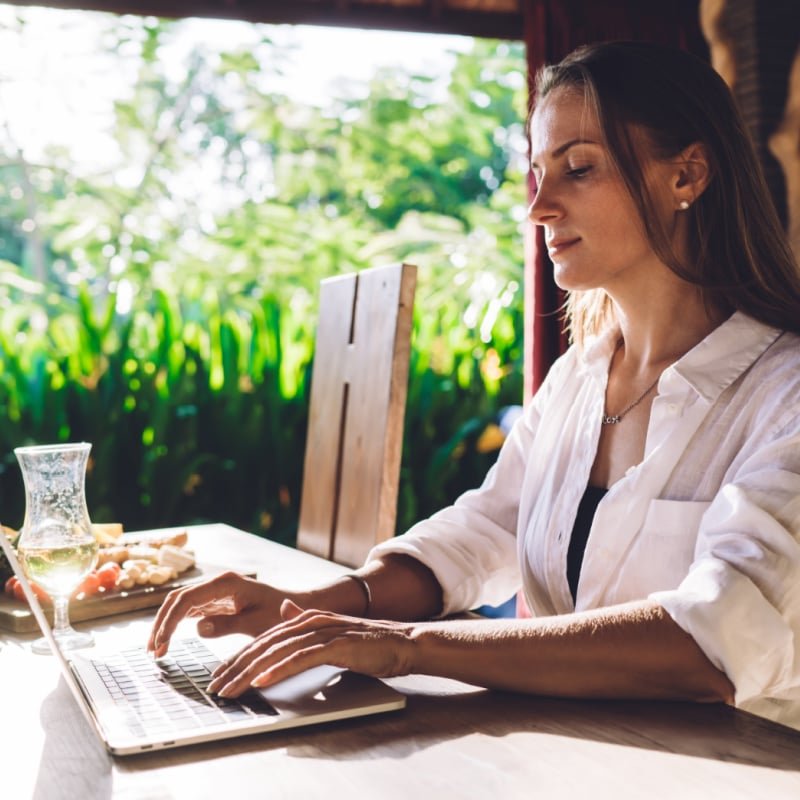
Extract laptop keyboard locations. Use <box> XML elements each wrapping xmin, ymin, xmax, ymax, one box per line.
<box><xmin>88</xmin><ymin>637</ymin><xmax>278</xmax><ymax>739</ymax></box>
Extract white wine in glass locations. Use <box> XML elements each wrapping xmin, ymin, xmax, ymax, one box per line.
<box><xmin>15</xmin><ymin>443</ymin><xmax>98</xmax><ymax>654</ymax></box>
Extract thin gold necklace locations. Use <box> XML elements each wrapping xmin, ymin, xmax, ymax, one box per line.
<box><xmin>601</xmin><ymin>376</ymin><xmax>660</xmax><ymax>424</ymax></box>
<box><xmin>601</xmin><ymin>342</ymin><xmax>661</xmax><ymax>425</ymax></box>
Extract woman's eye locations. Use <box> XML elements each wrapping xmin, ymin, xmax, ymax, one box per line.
<box><xmin>566</xmin><ymin>166</ymin><xmax>592</xmax><ymax>178</ymax></box>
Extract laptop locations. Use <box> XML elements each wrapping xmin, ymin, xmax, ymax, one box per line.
<box><xmin>0</xmin><ymin>533</ymin><xmax>406</xmax><ymax>756</ymax></box>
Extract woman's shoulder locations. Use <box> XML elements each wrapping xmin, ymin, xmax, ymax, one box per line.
<box><xmin>736</xmin><ymin>326</ymin><xmax>800</xmax><ymax>430</ymax></box>
<box><xmin>699</xmin><ymin>312</ymin><xmax>800</xmax><ymax>383</ymax></box>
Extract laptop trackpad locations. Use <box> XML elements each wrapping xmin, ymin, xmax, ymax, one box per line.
<box><xmin>256</xmin><ymin>664</ymin><xmax>344</xmax><ymax>704</ymax></box>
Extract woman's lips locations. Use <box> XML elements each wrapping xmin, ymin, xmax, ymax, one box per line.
<box><xmin>547</xmin><ymin>237</ymin><xmax>581</xmax><ymax>256</ymax></box>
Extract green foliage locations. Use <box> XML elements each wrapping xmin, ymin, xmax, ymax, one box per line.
<box><xmin>0</xmin><ymin>275</ymin><xmax>314</xmax><ymax>541</ymax></box>
<box><xmin>0</xmin><ymin>12</ymin><xmax>528</xmax><ymax>540</ymax></box>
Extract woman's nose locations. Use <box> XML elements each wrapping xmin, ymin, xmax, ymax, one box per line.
<box><xmin>528</xmin><ymin>179</ymin><xmax>562</xmax><ymax>226</ymax></box>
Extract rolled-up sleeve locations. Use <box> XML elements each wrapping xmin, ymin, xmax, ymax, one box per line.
<box><xmin>368</xmin><ymin>355</ymin><xmax>570</xmax><ymax>615</ymax></box>
<box><xmin>651</xmin><ymin>411</ymin><xmax>800</xmax><ymax>707</ymax></box>
<box><xmin>366</xmin><ymin>416</ymin><xmax>531</xmax><ymax>614</ymax></box>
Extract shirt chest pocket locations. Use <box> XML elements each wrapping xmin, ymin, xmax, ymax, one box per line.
<box><xmin>625</xmin><ymin>499</ymin><xmax>712</xmax><ymax>596</ymax></box>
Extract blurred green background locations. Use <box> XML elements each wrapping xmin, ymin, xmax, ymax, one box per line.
<box><xmin>0</xmin><ymin>11</ymin><xmax>527</xmax><ymax>543</ymax></box>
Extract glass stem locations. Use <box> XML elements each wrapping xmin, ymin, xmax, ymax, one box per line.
<box><xmin>52</xmin><ymin>595</ymin><xmax>70</xmax><ymax>634</ymax></box>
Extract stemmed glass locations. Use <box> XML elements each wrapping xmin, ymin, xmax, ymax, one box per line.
<box><xmin>15</xmin><ymin>443</ymin><xmax>98</xmax><ymax>654</ymax></box>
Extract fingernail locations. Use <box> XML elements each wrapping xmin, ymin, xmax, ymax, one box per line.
<box><xmin>198</xmin><ymin>620</ymin><xmax>214</xmax><ymax>635</ymax></box>
<box><xmin>218</xmin><ymin>684</ymin><xmax>234</xmax><ymax>698</ymax></box>
<box><xmin>155</xmin><ymin>644</ymin><xmax>168</xmax><ymax>658</ymax></box>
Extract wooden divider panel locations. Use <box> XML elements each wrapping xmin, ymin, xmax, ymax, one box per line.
<box><xmin>297</xmin><ymin>263</ymin><xmax>417</xmax><ymax>567</ymax></box>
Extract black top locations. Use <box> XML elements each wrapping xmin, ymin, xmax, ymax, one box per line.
<box><xmin>566</xmin><ymin>484</ymin><xmax>609</xmax><ymax>603</ymax></box>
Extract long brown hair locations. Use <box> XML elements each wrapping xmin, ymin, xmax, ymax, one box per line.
<box><xmin>534</xmin><ymin>41</ymin><xmax>800</xmax><ymax>346</ymax></box>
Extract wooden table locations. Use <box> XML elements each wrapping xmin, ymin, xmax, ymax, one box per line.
<box><xmin>2</xmin><ymin>523</ymin><xmax>800</xmax><ymax>800</ymax></box>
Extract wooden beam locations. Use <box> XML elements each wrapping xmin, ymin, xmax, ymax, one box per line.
<box><xmin>2</xmin><ymin>0</ymin><xmax>525</xmax><ymax>40</ymax></box>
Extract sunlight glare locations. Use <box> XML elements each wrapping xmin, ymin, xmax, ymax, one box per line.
<box><xmin>0</xmin><ymin>5</ymin><xmax>472</xmax><ymax>171</ymax></box>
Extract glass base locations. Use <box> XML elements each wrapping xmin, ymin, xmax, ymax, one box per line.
<box><xmin>31</xmin><ymin>625</ymin><xmax>94</xmax><ymax>655</ymax></box>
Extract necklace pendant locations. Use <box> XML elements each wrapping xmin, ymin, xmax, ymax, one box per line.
<box><xmin>601</xmin><ymin>414</ymin><xmax>621</xmax><ymax>425</ymax></box>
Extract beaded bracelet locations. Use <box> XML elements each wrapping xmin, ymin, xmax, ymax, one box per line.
<box><xmin>344</xmin><ymin>573</ymin><xmax>372</xmax><ymax>617</ymax></box>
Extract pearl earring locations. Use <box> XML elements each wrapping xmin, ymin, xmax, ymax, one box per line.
<box><xmin>678</xmin><ymin>200</ymin><xmax>690</xmax><ymax>210</ymax></box>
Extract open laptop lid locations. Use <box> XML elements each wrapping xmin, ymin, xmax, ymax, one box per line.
<box><xmin>0</xmin><ymin>529</ymin><xmax>110</xmax><ymax>746</ymax></box>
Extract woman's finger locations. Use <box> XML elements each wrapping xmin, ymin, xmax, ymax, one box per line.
<box><xmin>246</xmin><ymin>620</ymin><xmax>410</xmax><ymax>690</ymax></box>
<box><xmin>280</xmin><ymin>598</ymin><xmax>305</xmax><ymax>620</ymax></box>
<box><xmin>209</xmin><ymin>609</ymin><xmax>345</xmax><ymax>683</ymax></box>
<box><xmin>196</xmin><ymin>612</ymin><xmax>248</xmax><ymax>638</ymax></box>
<box><xmin>148</xmin><ymin>572</ymin><xmax>246</xmax><ymax>654</ymax></box>
<box><xmin>217</xmin><ymin>635</ymin><xmax>342</xmax><ymax>698</ymax></box>
<box><xmin>211</xmin><ymin>614</ymin><xmax>415</xmax><ymax>697</ymax></box>
<box><xmin>208</xmin><ymin>615</ymin><xmax>351</xmax><ymax>696</ymax></box>
<box><xmin>147</xmin><ymin>584</ymin><xmax>197</xmax><ymax>653</ymax></box>
<box><xmin>250</xmin><ymin>643</ymin><xmax>342</xmax><ymax>689</ymax></box>
<box><xmin>185</xmin><ymin>597</ymin><xmax>238</xmax><ymax>618</ymax></box>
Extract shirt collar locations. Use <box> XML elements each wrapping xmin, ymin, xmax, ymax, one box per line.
<box><xmin>579</xmin><ymin>324</ymin><xmax>621</xmax><ymax>380</ymax></box>
<box><xmin>670</xmin><ymin>311</ymin><xmax>783</xmax><ymax>402</ymax></box>
<box><xmin>576</xmin><ymin>312</ymin><xmax>782</xmax><ymax>400</ymax></box>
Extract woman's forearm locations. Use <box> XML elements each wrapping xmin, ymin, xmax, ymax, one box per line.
<box><xmin>270</xmin><ymin>558</ymin><xmax>733</xmax><ymax>704</ymax></box>
<box><xmin>407</xmin><ymin>599</ymin><xmax>735</xmax><ymax>703</ymax></box>
<box><xmin>299</xmin><ymin>554</ymin><xmax>444</xmax><ymax>621</ymax></box>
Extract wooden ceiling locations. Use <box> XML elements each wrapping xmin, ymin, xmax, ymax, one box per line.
<box><xmin>3</xmin><ymin>0</ymin><xmax>525</xmax><ymax>39</ymax></box>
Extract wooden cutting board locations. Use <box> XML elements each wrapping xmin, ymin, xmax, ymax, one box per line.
<box><xmin>0</xmin><ymin>562</ymin><xmax>249</xmax><ymax>633</ymax></box>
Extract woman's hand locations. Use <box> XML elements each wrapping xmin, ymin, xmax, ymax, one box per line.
<box><xmin>206</xmin><ymin>600</ymin><xmax>417</xmax><ymax>698</ymax></box>
<box><xmin>148</xmin><ymin>571</ymin><xmax>303</xmax><ymax>657</ymax></box>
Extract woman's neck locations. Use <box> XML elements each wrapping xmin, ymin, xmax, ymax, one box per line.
<box><xmin>610</xmin><ymin>280</ymin><xmax>726</xmax><ymax>371</ymax></box>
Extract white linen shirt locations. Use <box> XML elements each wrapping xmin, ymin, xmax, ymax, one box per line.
<box><xmin>369</xmin><ymin>312</ymin><xmax>800</xmax><ymax>730</ymax></box>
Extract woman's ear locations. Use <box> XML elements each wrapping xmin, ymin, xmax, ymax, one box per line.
<box><xmin>674</xmin><ymin>141</ymin><xmax>711</xmax><ymax>205</ymax></box>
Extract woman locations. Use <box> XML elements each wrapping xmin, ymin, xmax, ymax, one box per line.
<box><xmin>149</xmin><ymin>42</ymin><xmax>800</xmax><ymax>728</ymax></box>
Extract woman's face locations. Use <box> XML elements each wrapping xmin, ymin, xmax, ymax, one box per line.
<box><xmin>528</xmin><ymin>87</ymin><xmax>677</xmax><ymax>293</ymax></box>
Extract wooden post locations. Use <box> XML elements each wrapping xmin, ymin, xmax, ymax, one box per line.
<box><xmin>297</xmin><ymin>263</ymin><xmax>417</xmax><ymax>567</ymax></box>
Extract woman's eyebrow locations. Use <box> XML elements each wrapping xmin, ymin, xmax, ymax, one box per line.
<box><xmin>531</xmin><ymin>138</ymin><xmax>601</xmax><ymax>169</ymax></box>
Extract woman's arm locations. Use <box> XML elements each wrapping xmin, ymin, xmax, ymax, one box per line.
<box><xmin>148</xmin><ymin>554</ymin><xmax>441</xmax><ymax>656</ymax></box>
<box><xmin>206</xmin><ymin>596</ymin><xmax>734</xmax><ymax>703</ymax></box>
<box><xmin>408</xmin><ymin>599</ymin><xmax>734</xmax><ymax>702</ymax></box>
<box><xmin>308</xmin><ymin>554</ymin><xmax>444</xmax><ymax>620</ymax></box>
<box><xmin>152</xmin><ymin>351</ymin><xmax>573</xmax><ymax>659</ymax></box>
